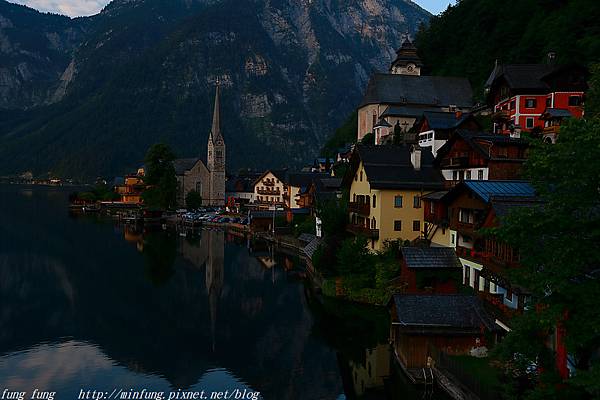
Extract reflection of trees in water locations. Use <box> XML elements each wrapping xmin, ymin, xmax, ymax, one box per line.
<box><xmin>142</xmin><ymin>231</ymin><xmax>177</xmax><ymax>286</ymax></box>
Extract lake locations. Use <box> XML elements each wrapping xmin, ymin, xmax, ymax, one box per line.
<box><xmin>0</xmin><ymin>185</ymin><xmax>449</xmax><ymax>399</ymax></box>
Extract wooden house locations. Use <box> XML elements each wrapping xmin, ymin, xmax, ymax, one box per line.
<box><xmin>394</xmin><ymin>247</ymin><xmax>462</xmax><ymax>294</ymax></box>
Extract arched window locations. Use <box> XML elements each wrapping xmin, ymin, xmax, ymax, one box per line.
<box><xmin>372</xmin><ymin>217</ymin><xmax>377</xmax><ymax>229</ymax></box>
<box><xmin>372</xmin><ymin>194</ymin><xmax>376</xmax><ymax>208</ymax></box>
<box><xmin>360</xmin><ymin>171</ymin><xmax>363</xmax><ymax>181</ymax></box>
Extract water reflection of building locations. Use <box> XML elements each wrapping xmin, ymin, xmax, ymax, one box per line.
<box><xmin>206</xmin><ymin>230</ymin><xmax>224</xmax><ymax>352</ymax></box>
<box><xmin>347</xmin><ymin>345</ymin><xmax>391</xmax><ymax>397</ymax></box>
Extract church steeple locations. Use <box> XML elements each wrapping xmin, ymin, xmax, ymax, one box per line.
<box><xmin>390</xmin><ymin>34</ymin><xmax>423</xmax><ymax>76</ymax></box>
<box><xmin>208</xmin><ymin>81</ymin><xmax>222</xmax><ymax>143</ymax></box>
<box><xmin>206</xmin><ymin>80</ymin><xmax>226</xmax><ymax>206</ymax></box>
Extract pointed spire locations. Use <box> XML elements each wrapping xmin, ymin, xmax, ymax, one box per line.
<box><xmin>209</xmin><ymin>79</ymin><xmax>221</xmax><ymax>143</ymax></box>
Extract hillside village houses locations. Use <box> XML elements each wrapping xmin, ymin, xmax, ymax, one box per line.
<box><xmin>358</xmin><ymin>37</ymin><xmax>474</xmax><ymax>145</ymax></box>
<box><xmin>485</xmin><ymin>55</ymin><xmax>587</xmax><ymax>143</ymax></box>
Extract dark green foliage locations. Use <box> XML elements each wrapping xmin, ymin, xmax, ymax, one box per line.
<box><xmin>185</xmin><ymin>190</ymin><xmax>202</xmax><ymax>210</ymax></box>
<box><xmin>337</xmin><ymin>236</ymin><xmax>375</xmax><ymax>289</ymax></box>
<box><xmin>293</xmin><ymin>214</ymin><xmax>316</xmax><ymax>237</ymax></box>
<box><xmin>585</xmin><ymin>63</ymin><xmax>600</xmax><ymax>119</ymax></box>
<box><xmin>142</xmin><ymin>143</ymin><xmax>177</xmax><ymax>210</ymax></box>
<box><xmin>74</xmin><ymin>184</ymin><xmax>120</xmax><ymax>202</ymax></box>
<box><xmin>360</xmin><ymin>132</ymin><xmax>374</xmax><ymax>145</ymax></box>
<box><xmin>416</xmin><ymin>0</ymin><xmax>600</xmax><ymax>100</ymax></box>
<box><xmin>492</xmin><ymin>117</ymin><xmax>600</xmax><ymax>398</ymax></box>
<box><xmin>321</xmin><ymin>111</ymin><xmax>358</xmax><ymax>156</ymax></box>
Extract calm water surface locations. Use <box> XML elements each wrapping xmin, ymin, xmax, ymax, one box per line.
<box><xmin>0</xmin><ymin>185</ymin><xmax>449</xmax><ymax>399</ymax></box>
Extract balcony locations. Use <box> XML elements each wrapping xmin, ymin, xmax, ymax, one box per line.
<box><xmin>348</xmin><ymin>201</ymin><xmax>370</xmax><ymax>215</ymax></box>
<box><xmin>440</xmin><ymin>156</ymin><xmax>469</xmax><ymax>168</ymax></box>
<box><xmin>263</xmin><ymin>180</ymin><xmax>275</xmax><ymax>186</ymax></box>
<box><xmin>543</xmin><ymin>126</ymin><xmax>560</xmax><ymax>135</ymax></box>
<box><xmin>480</xmin><ymin>291</ymin><xmax>521</xmax><ymax>322</ymax></box>
<box><xmin>456</xmin><ymin>246</ymin><xmax>488</xmax><ymax>262</ymax></box>
<box><xmin>346</xmin><ymin>224</ymin><xmax>379</xmax><ymax>239</ymax></box>
<box><xmin>257</xmin><ymin>188</ymin><xmax>281</xmax><ymax>195</ymax></box>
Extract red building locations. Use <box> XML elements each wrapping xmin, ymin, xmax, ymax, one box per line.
<box><xmin>394</xmin><ymin>247</ymin><xmax>462</xmax><ymax>294</ymax></box>
<box><xmin>485</xmin><ymin>59</ymin><xmax>587</xmax><ymax>137</ymax></box>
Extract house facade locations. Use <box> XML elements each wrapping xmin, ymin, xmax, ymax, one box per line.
<box><xmin>252</xmin><ymin>170</ymin><xmax>287</xmax><ymax>209</ymax></box>
<box><xmin>344</xmin><ymin>144</ymin><xmax>445</xmax><ymax>251</ymax></box>
<box><xmin>485</xmin><ymin>59</ymin><xmax>587</xmax><ymax>137</ymax></box>
<box><xmin>414</xmin><ymin>111</ymin><xmax>481</xmax><ymax>157</ymax></box>
<box><xmin>434</xmin><ymin>131</ymin><xmax>529</xmax><ymax>184</ymax></box>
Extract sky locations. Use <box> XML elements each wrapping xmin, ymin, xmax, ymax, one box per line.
<box><xmin>10</xmin><ymin>0</ymin><xmax>454</xmax><ymax>18</ymax></box>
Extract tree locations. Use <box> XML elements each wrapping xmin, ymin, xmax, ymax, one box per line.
<box><xmin>185</xmin><ymin>190</ymin><xmax>202</xmax><ymax>210</ymax></box>
<box><xmin>493</xmin><ymin>117</ymin><xmax>600</xmax><ymax>399</ymax></box>
<box><xmin>142</xmin><ymin>143</ymin><xmax>177</xmax><ymax>210</ymax></box>
<box><xmin>360</xmin><ymin>132</ymin><xmax>374</xmax><ymax>145</ymax></box>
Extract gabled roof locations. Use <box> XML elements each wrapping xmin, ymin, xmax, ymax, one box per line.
<box><xmin>540</xmin><ymin>108</ymin><xmax>573</xmax><ymax>119</ymax></box>
<box><xmin>420</xmin><ymin>111</ymin><xmax>478</xmax><ymax>130</ymax></box>
<box><xmin>464</xmin><ymin>180</ymin><xmax>536</xmax><ymax>203</ymax></box>
<box><xmin>401</xmin><ymin>247</ymin><xmax>461</xmax><ymax>269</ymax></box>
<box><xmin>287</xmin><ymin>172</ymin><xmax>330</xmax><ymax>189</ymax></box>
<box><xmin>346</xmin><ymin>145</ymin><xmax>445</xmax><ymax>190</ymax></box>
<box><xmin>252</xmin><ymin>169</ymin><xmax>288</xmax><ymax>186</ymax></box>
<box><xmin>173</xmin><ymin>158</ymin><xmax>205</xmax><ymax>175</ymax></box>
<box><xmin>359</xmin><ymin>73</ymin><xmax>473</xmax><ymax>108</ymax></box>
<box><xmin>485</xmin><ymin>64</ymin><xmax>555</xmax><ymax>90</ymax></box>
<box><xmin>391</xmin><ymin>294</ymin><xmax>495</xmax><ymax>330</ymax></box>
<box><xmin>435</xmin><ymin>130</ymin><xmax>528</xmax><ymax>164</ymax></box>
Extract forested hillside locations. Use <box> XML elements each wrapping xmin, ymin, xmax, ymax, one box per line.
<box><xmin>415</xmin><ymin>0</ymin><xmax>600</xmax><ymax>99</ymax></box>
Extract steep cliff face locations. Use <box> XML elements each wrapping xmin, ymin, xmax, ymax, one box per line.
<box><xmin>0</xmin><ymin>1</ymin><xmax>87</xmax><ymax>108</ymax></box>
<box><xmin>0</xmin><ymin>0</ymin><xmax>429</xmax><ymax>177</ymax></box>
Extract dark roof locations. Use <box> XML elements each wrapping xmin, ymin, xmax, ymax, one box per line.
<box><xmin>298</xmin><ymin>233</ymin><xmax>316</xmax><ymax>243</ymax></box>
<box><xmin>253</xmin><ymin>169</ymin><xmax>288</xmax><ymax>186</ymax></box>
<box><xmin>303</xmin><ymin>237</ymin><xmax>323</xmax><ymax>259</ymax></box>
<box><xmin>390</xmin><ymin>38</ymin><xmax>424</xmax><ymax>69</ymax></box>
<box><xmin>374</xmin><ymin>118</ymin><xmax>392</xmax><ymax>128</ymax></box>
<box><xmin>349</xmin><ymin>145</ymin><xmax>445</xmax><ymax>190</ymax></box>
<box><xmin>173</xmin><ymin>158</ymin><xmax>203</xmax><ymax>175</ymax></box>
<box><xmin>422</xmin><ymin>190</ymin><xmax>448</xmax><ymax>200</ymax></box>
<box><xmin>435</xmin><ymin>130</ymin><xmax>528</xmax><ymax>163</ymax></box>
<box><xmin>464</xmin><ymin>180</ymin><xmax>536</xmax><ymax>203</ymax></box>
<box><xmin>485</xmin><ymin>64</ymin><xmax>555</xmax><ymax>90</ymax></box>
<box><xmin>287</xmin><ymin>172</ymin><xmax>330</xmax><ymax>189</ymax></box>
<box><xmin>490</xmin><ymin>197</ymin><xmax>543</xmax><ymax>218</ymax></box>
<box><xmin>421</xmin><ymin>111</ymin><xmax>475</xmax><ymax>130</ymax></box>
<box><xmin>359</xmin><ymin>74</ymin><xmax>474</xmax><ymax>108</ymax></box>
<box><xmin>401</xmin><ymin>247</ymin><xmax>461</xmax><ymax>269</ymax></box>
<box><xmin>541</xmin><ymin>108</ymin><xmax>573</xmax><ymax>119</ymax></box>
<box><xmin>380</xmin><ymin>105</ymin><xmax>446</xmax><ymax>118</ymax></box>
<box><xmin>391</xmin><ymin>294</ymin><xmax>495</xmax><ymax>330</ymax></box>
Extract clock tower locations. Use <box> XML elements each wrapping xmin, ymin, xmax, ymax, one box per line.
<box><xmin>389</xmin><ymin>36</ymin><xmax>423</xmax><ymax>76</ymax></box>
<box><xmin>207</xmin><ymin>82</ymin><xmax>226</xmax><ymax>206</ymax></box>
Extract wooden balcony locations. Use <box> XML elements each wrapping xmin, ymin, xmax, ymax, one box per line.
<box><xmin>348</xmin><ymin>201</ymin><xmax>370</xmax><ymax>215</ymax></box>
<box><xmin>257</xmin><ymin>188</ymin><xmax>281</xmax><ymax>195</ymax></box>
<box><xmin>480</xmin><ymin>291</ymin><xmax>521</xmax><ymax>323</ymax></box>
<box><xmin>263</xmin><ymin>180</ymin><xmax>275</xmax><ymax>186</ymax></box>
<box><xmin>440</xmin><ymin>156</ymin><xmax>469</xmax><ymax>168</ymax></box>
<box><xmin>346</xmin><ymin>224</ymin><xmax>379</xmax><ymax>239</ymax></box>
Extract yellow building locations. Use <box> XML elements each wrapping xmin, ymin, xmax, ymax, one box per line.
<box><xmin>345</xmin><ymin>144</ymin><xmax>445</xmax><ymax>251</ymax></box>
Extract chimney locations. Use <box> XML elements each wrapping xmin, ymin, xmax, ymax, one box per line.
<box><xmin>410</xmin><ymin>145</ymin><xmax>422</xmax><ymax>171</ymax></box>
<box><xmin>455</xmin><ymin>110</ymin><xmax>463</xmax><ymax>120</ymax></box>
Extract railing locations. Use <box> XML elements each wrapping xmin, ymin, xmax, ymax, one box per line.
<box><xmin>480</xmin><ymin>291</ymin><xmax>521</xmax><ymax>322</ymax></box>
<box><xmin>257</xmin><ymin>188</ymin><xmax>281</xmax><ymax>195</ymax></box>
<box><xmin>346</xmin><ymin>224</ymin><xmax>379</xmax><ymax>238</ymax></box>
<box><xmin>428</xmin><ymin>345</ymin><xmax>502</xmax><ymax>400</ymax></box>
<box><xmin>348</xmin><ymin>201</ymin><xmax>370</xmax><ymax>215</ymax></box>
<box><xmin>263</xmin><ymin>180</ymin><xmax>275</xmax><ymax>186</ymax></box>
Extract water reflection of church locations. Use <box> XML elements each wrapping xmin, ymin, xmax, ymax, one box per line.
<box><xmin>179</xmin><ymin>229</ymin><xmax>224</xmax><ymax>351</ymax></box>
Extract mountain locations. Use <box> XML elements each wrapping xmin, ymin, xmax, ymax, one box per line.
<box><xmin>415</xmin><ymin>0</ymin><xmax>600</xmax><ymax>100</ymax></box>
<box><xmin>0</xmin><ymin>0</ymin><xmax>430</xmax><ymax>178</ymax></box>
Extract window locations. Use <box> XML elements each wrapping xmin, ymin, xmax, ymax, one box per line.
<box><xmin>430</xmin><ymin>201</ymin><xmax>435</xmax><ymax>214</ymax></box>
<box><xmin>394</xmin><ymin>195</ymin><xmax>403</xmax><ymax>208</ymax></box>
<box><xmin>360</xmin><ymin>171</ymin><xmax>363</xmax><ymax>181</ymax></box>
<box><xmin>372</xmin><ymin>195</ymin><xmax>376</xmax><ymax>208</ymax></box>
<box><xmin>546</xmin><ymin>97</ymin><xmax>552</xmax><ymax>107</ymax></box>
<box><xmin>568</xmin><ymin>95</ymin><xmax>582</xmax><ymax>106</ymax></box>
<box><xmin>466</xmin><ymin>170</ymin><xmax>471</xmax><ymax>180</ymax></box>
<box><xmin>371</xmin><ymin>218</ymin><xmax>377</xmax><ymax>229</ymax></box>
<box><xmin>412</xmin><ymin>220</ymin><xmax>421</xmax><ymax>232</ymax></box>
<box><xmin>459</xmin><ymin>208</ymin><xmax>474</xmax><ymax>224</ymax></box>
<box><xmin>464</xmin><ymin>266</ymin><xmax>470</xmax><ymax>286</ymax></box>
<box><xmin>525</xmin><ymin>98</ymin><xmax>537</xmax><ymax>108</ymax></box>
<box><xmin>452</xmin><ymin>171</ymin><xmax>458</xmax><ymax>181</ymax></box>
<box><xmin>478</xmin><ymin>170</ymin><xmax>484</xmax><ymax>180</ymax></box>
<box><xmin>372</xmin><ymin>113</ymin><xmax>377</xmax><ymax>128</ymax></box>
<box><xmin>394</xmin><ymin>220</ymin><xmax>402</xmax><ymax>231</ymax></box>
<box><xmin>525</xmin><ymin>117</ymin><xmax>534</xmax><ymax>129</ymax></box>
<box><xmin>510</xmin><ymin>100</ymin><xmax>516</xmax><ymax>110</ymax></box>
<box><xmin>353</xmin><ymin>193</ymin><xmax>356</xmax><ymax>202</ymax></box>
<box><xmin>413</xmin><ymin>195</ymin><xmax>421</xmax><ymax>208</ymax></box>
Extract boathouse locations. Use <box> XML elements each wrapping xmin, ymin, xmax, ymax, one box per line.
<box><xmin>389</xmin><ymin>294</ymin><xmax>496</xmax><ymax>371</ymax></box>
